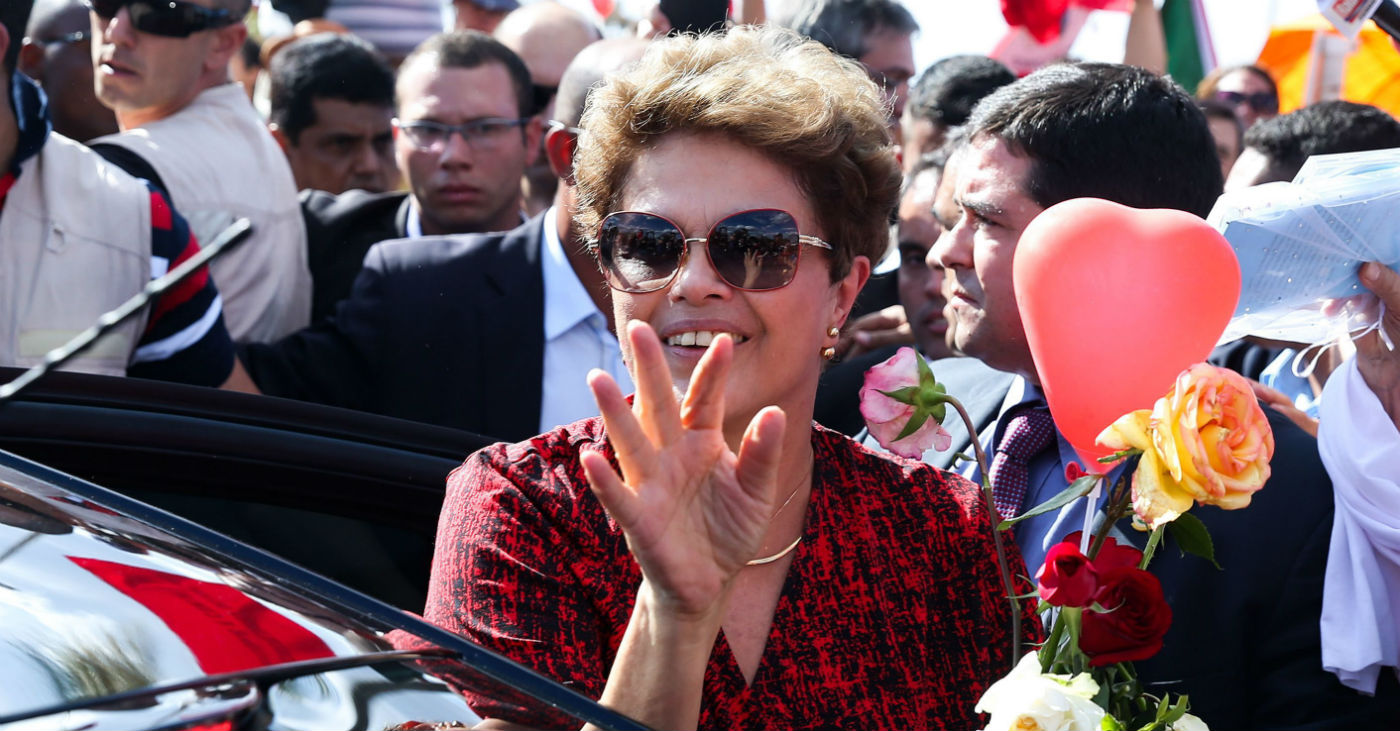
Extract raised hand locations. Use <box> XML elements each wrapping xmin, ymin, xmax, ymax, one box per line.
<box><xmin>1356</xmin><ymin>262</ymin><xmax>1400</xmax><ymax>430</ymax></box>
<box><xmin>580</xmin><ymin>321</ymin><xmax>787</xmax><ymax>618</ymax></box>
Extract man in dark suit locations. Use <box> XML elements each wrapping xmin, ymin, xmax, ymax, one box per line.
<box><xmin>301</xmin><ymin>31</ymin><xmax>540</xmax><ymax>323</ymax></box>
<box><xmin>242</xmin><ymin>39</ymin><xmax>649</xmax><ymax>443</ymax></box>
<box><xmin>910</xmin><ymin>63</ymin><xmax>1397</xmax><ymax>728</ymax></box>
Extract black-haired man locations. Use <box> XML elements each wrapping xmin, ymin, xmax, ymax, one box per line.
<box><xmin>778</xmin><ymin>0</ymin><xmax>917</xmax><ymax>141</ymax></box>
<box><xmin>294</xmin><ymin>30</ymin><xmax>540</xmax><ymax>322</ymax></box>
<box><xmin>925</xmin><ymin>62</ymin><xmax>1398</xmax><ymax>728</ymax></box>
<box><xmin>268</xmin><ymin>33</ymin><xmax>397</xmax><ymax>195</ymax></box>
<box><xmin>1226</xmin><ymin>100</ymin><xmax>1400</xmax><ymax>191</ymax></box>
<box><xmin>901</xmin><ymin>54</ymin><xmax>1013</xmax><ymax>173</ymax></box>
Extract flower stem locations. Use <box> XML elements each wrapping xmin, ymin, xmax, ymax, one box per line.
<box><xmin>944</xmin><ymin>394</ymin><xmax>1022</xmax><ymax>669</ymax></box>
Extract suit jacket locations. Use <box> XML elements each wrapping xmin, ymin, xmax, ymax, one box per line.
<box><xmin>918</xmin><ymin>360</ymin><xmax>1400</xmax><ymax>730</ymax></box>
<box><xmin>241</xmin><ymin>215</ymin><xmax>546</xmax><ymax>443</ymax></box>
<box><xmin>301</xmin><ymin>189</ymin><xmax>412</xmax><ymax>324</ymax></box>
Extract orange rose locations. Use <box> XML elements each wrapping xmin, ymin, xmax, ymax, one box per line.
<box><xmin>1099</xmin><ymin>363</ymin><xmax>1274</xmax><ymax>528</ymax></box>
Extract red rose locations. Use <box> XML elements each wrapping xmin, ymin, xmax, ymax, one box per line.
<box><xmin>1080</xmin><ymin>566</ymin><xmax>1172</xmax><ymax>667</ymax></box>
<box><xmin>1091</xmin><ymin>535</ymin><xmax>1143</xmax><ymax>572</ymax></box>
<box><xmin>1036</xmin><ymin>542</ymin><xmax>1098</xmax><ymax>607</ymax></box>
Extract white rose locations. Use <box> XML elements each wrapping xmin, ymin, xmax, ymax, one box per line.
<box><xmin>1171</xmin><ymin>713</ymin><xmax>1210</xmax><ymax>731</ymax></box>
<box><xmin>975</xmin><ymin>653</ymin><xmax>1107</xmax><ymax>731</ymax></box>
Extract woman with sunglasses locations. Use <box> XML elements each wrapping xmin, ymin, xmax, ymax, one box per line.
<box><xmin>1196</xmin><ymin>64</ymin><xmax>1279</xmax><ymax>130</ymax></box>
<box><xmin>424</xmin><ymin>26</ymin><xmax>1032</xmax><ymax>731</ymax></box>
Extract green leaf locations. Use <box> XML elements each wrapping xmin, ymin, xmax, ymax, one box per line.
<box><xmin>1139</xmin><ymin>525</ymin><xmax>1165</xmax><ymax>569</ymax></box>
<box><xmin>892</xmin><ymin>408</ymin><xmax>930</xmax><ymax>441</ymax></box>
<box><xmin>1161</xmin><ymin>695</ymin><xmax>1189</xmax><ymax>727</ymax></box>
<box><xmin>915</xmin><ymin>350</ymin><xmax>938</xmax><ymax>387</ymax></box>
<box><xmin>1165</xmin><ymin>513</ymin><xmax>1221</xmax><ymax>570</ymax></box>
<box><xmin>998</xmin><ymin>474</ymin><xmax>1099</xmax><ymax>529</ymax></box>
<box><xmin>878</xmin><ymin>386</ymin><xmax>920</xmax><ymax>405</ymax></box>
<box><xmin>1102</xmin><ymin>716</ymin><xmax>1127</xmax><ymax>731</ymax></box>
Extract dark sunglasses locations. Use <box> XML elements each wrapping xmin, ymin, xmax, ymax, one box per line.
<box><xmin>593</xmin><ymin>209</ymin><xmax>833</xmax><ymax>294</ymax></box>
<box><xmin>83</xmin><ymin>0</ymin><xmax>239</xmax><ymax>38</ymax></box>
<box><xmin>1215</xmin><ymin>90</ymin><xmax>1278</xmax><ymax>114</ymax></box>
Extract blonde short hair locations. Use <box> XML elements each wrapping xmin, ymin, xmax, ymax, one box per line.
<box><xmin>573</xmin><ymin>25</ymin><xmax>900</xmax><ymax>281</ymax></box>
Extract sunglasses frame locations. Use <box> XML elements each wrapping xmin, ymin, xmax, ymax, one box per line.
<box><xmin>593</xmin><ymin>208</ymin><xmax>833</xmax><ymax>294</ymax></box>
<box><xmin>84</xmin><ymin>0</ymin><xmax>238</xmax><ymax>38</ymax></box>
<box><xmin>1215</xmin><ymin>90</ymin><xmax>1278</xmax><ymax>114</ymax></box>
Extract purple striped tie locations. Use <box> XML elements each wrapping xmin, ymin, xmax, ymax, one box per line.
<box><xmin>988</xmin><ymin>406</ymin><xmax>1056</xmax><ymax>520</ymax></box>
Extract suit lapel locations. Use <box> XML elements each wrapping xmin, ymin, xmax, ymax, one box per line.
<box><xmin>477</xmin><ymin>215</ymin><xmax>547</xmax><ymax>441</ymax></box>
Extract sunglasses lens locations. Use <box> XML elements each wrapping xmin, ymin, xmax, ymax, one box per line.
<box><xmin>708</xmin><ymin>209</ymin><xmax>802</xmax><ymax>290</ymax></box>
<box><xmin>598</xmin><ymin>213</ymin><xmax>686</xmax><ymax>293</ymax></box>
<box><xmin>87</xmin><ymin>0</ymin><xmax>124</xmax><ymax>17</ymax></box>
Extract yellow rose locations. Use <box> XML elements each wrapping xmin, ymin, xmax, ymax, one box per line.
<box><xmin>1098</xmin><ymin>364</ymin><xmax>1274</xmax><ymax>529</ymax></box>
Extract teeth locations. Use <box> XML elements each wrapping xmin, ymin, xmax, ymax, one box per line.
<box><xmin>665</xmin><ymin>330</ymin><xmax>745</xmax><ymax>347</ymax></box>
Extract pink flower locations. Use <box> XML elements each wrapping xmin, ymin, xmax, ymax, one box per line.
<box><xmin>859</xmin><ymin>347</ymin><xmax>953</xmax><ymax>458</ymax></box>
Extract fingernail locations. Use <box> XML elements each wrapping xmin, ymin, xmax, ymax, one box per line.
<box><xmin>855</xmin><ymin>332</ymin><xmax>870</xmax><ymax>345</ymax></box>
<box><xmin>1363</xmin><ymin>262</ymin><xmax>1381</xmax><ymax>282</ymax></box>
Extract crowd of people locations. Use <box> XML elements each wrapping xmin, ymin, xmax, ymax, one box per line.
<box><xmin>1</xmin><ymin>0</ymin><xmax>1398</xmax><ymax>728</ymax></box>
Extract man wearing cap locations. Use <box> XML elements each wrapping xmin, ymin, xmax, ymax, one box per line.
<box><xmin>87</xmin><ymin>0</ymin><xmax>312</xmax><ymax>344</ymax></box>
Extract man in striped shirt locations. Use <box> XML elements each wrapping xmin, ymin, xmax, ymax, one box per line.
<box><xmin>0</xmin><ymin>3</ymin><xmax>254</xmax><ymax>390</ymax></box>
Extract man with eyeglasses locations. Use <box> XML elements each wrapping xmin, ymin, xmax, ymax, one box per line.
<box><xmin>17</xmin><ymin>0</ymin><xmax>117</xmax><ymax>142</ymax></box>
<box><xmin>241</xmin><ymin>37</ymin><xmax>648</xmax><ymax>442</ymax></box>
<box><xmin>776</xmin><ymin>0</ymin><xmax>918</xmax><ymax>146</ymax></box>
<box><xmin>83</xmin><ymin>0</ymin><xmax>312</xmax><ymax>345</ymax></box>
<box><xmin>493</xmin><ymin>1</ymin><xmax>602</xmax><ymax>217</ymax></box>
<box><xmin>0</xmin><ymin>3</ymin><xmax>255</xmax><ymax>391</ymax></box>
<box><xmin>294</xmin><ymin>31</ymin><xmax>540</xmax><ymax>324</ymax></box>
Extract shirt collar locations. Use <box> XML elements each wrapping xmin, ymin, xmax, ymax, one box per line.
<box><xmin>541</xmin><ymin>205</ymin><xmax>607</xmax><ymax>340</ymax></box>
<box><xmin>405</xmin><ymin>200</ymin><xmax>528</xmax><ymax>238</ymax></box>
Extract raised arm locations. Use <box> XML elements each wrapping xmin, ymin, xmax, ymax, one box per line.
<box><xmin>579</xmin><ymin>322</ymin><xmax>785</xmax><ymax>730</ymax></box>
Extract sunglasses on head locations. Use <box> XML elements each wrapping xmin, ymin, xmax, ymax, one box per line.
<box><xmin>83</xmin><ymin>0</ymin><xmax>239</xmax><ymax>38</ymax></box>
<box><xmin>593</xmin><ymin>209</ymin><xmax>833</xmax><ymax>294</ymax></box>
<box><xmin>1215</xmin><ymin>90</ymin><xmax>1278</xmax><ymax>114</ymax></box>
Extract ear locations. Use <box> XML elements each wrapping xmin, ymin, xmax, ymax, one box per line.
<box><xmin>17</xmin><ymin>39</ymin><xmax>44</xmax><ymax>81</ymax></box>
<box><xmin>206</xmin><ymin>22</ymin><xmax>247</xmax><ymax>75</ymax></box>
<box><xmin>268</xmin><ymin>123</ymin><xmax>291</xmax><ymax>154</ymax></box>
<box><xmin>521</xmin><ymin>115</ymin><xmax>543</xmax><ymax>166</ymax></box>
<box><xmin>831</xmin><ymin>254</ymin><xmax>872</xmax><ymax>330</ymax></box>
<box><xmin>544</xmin><ymin>125</ymin><xmax>576</xmax><ymax>183</ymax></box>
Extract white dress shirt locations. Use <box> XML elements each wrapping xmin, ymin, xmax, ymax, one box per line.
<box><xmin>539</xmin><ymin>207</ymin><xmax>633</xmax><ymax>433</ymax></box>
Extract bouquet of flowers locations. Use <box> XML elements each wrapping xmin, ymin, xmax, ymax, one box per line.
<box><xmin>861</xmin><ymin>351</ymin><xmax>1276</xmax><ymax>731</ymax></box>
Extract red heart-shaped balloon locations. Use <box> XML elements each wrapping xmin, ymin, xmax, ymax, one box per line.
<box><xmin>1013</xmin><ymin>198</ymin><xmax>1241</xmax><ymax>471</ymax></box>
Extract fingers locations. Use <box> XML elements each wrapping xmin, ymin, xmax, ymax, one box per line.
<box><xmin>680</xmin><ymin>334</ymin><xmax>732</xmax><ymax>431</ymax></box>
<box><xmin>1248</xmin><ymin>379</ymin><xmax>1318</xmax><ymax>438</ymax></box>
<box><xmin>626</xmin><ymin>321</ymin><xmax>683</xmax><ymax>445</ymax></box>
<box><xmin>1248</xmin><ymin>379</ymin><xmax>1291</xmax><ymax>409</ymax></box>
<box><xmin>852</xmin><ymin>322</ymin><xmax>915</xmax><ymax>354</ymax></box>
<box><xmin>1361</xmin><ymin>262</ymin><xmax>1400</xmax><ymax>313</ymax></box>
<box><xmin>836</xmin><ymin>306</ymin><xmax>907</xmax><ymax>358</ymax></box>
<box><xmin>735</xmin><ymin>406</ymin><xmax>787</xmax><ymax>505</ymax></box>
<box><xmin>581</xmin><ymin>447</ymin><xmax>643</xmax><ymax>527</ymax></box>
<box><xmin>589</xmin><ymin>369</ymin><xmax>656</xmax><ymax>484</ymax></box>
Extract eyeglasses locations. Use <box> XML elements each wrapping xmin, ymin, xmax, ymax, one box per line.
<box><xmin>26</xmin><ymin>30</ymin><xmax>91</xmax><ymax>47</ymax></box>
<box><xmin>546</xmin><ymin>120</ymin><xmax>583</xmax><ymax>136</ymax></box>
<box><xmin>392</xmin><ymin>117</ymin><xmax>528</xmax><ymax>152</ymax></box>
<box><xmin>83</xmin><ymin>0</ymin><xmax>239</xmax><ymax>38</ymax></box>
<box><xmin>1215</xmin><ymin>90</ymin><xmax>1278</xmax><ymax>114</ymax></box>
<box><xmin>593</xmin><ymin>209</ymin><xmax>833</xmax><ymax>293</ymax></box>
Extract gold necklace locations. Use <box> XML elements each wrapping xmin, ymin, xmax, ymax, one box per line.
<box><xmin>744</xmin><ymin>462</ymin><xmax>812</xmax><ymax>567</ymax></box>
